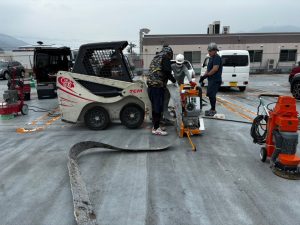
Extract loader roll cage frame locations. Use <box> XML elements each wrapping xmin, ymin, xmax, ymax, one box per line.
<box><xmin>72</xmin><ymin>41</ymin><xmax>134</xmax><ymax>97</ymax></box>
<box><xmin>73</xmin><ymin>41</ymin><xmax>133</xmax><ymax>80</ymax></box>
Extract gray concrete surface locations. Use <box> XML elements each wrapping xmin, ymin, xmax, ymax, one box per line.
<box><xmin>0</xmin><ymin>74</ymin><xmax>300</xmax><ymax>225</ymax></box>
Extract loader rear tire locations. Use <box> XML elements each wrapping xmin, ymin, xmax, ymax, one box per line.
<box><xmin>84</xmin><ymin>106</ymin><xmax>110</xmax><ymax>130</ymax></box>
<box><xmin>120</xmin><ymin>104</ymin><xmax>144</xmax><ymax>129</ymax></box>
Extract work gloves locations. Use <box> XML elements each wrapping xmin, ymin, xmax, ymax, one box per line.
<box><xmin>189</xmin><ymin>81</ymin><xmax>197</xmax><ymax>87</ymax></box>
<box><xmin>199</xmin><ymin>74</ymin><xmax>208</xmax><ymax>84</ymax></box>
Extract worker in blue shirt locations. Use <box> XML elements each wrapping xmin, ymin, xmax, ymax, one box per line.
<box><xmin>199</xmin><ymin>42</ymin><xmax>223</xmax><ymax>116</ymax></box>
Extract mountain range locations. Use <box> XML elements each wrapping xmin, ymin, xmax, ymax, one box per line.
<box><xmin>1</xmin><ymin>25</ymin><xmax>300</xmax><ymax>52</ymax></box>
<box><xmin>247</xmin><ymin>25</ymin><xmax>300</xmax><ymax>33</ymax></box>
<box><xmin>0</xmin><ymin>33</ymin><xmax>28</xmax><ymax>52</ymax></box>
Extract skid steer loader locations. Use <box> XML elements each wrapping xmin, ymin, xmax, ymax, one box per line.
<box><xmin>57</xmin><ymin>41</ymin><xmax>151</xmax><ymax>130</ymax></box>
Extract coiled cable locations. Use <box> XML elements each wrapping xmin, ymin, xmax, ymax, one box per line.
<box><xmin>250</xmin><ymin>115</ymin><xmax>268</xmax><ymax>145</ymax></box>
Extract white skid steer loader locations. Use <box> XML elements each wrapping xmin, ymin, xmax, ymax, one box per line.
<box><xmin>57</xmin><ymin>41</ymin><xmax>152</xmax><ymax>130</ymax></box>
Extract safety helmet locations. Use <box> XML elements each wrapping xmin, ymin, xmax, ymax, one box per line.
<box><xmin>175</xmin><ymin>54</ymin><xmax>184</xmax><ymax>64</ymax></box>
<box><xmin>207</xmin><ymin>42</ymin><xmax>219</xmax><ymax>51</ymax></box>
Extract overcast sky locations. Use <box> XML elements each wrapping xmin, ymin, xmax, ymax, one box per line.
<box><xmin>1</xmin><ymin>0</ymin><xmax>300</xmax><ymax>49</ymax></box>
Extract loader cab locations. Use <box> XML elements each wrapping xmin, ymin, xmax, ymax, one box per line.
<box><xmin>33</xmin><ymin>46</ymin><xmax>72</xmax><ymax>99</ymax></box>
<box><xmin>72</xmin><ymin>41</ymin><xmax>133</xmax><ymax>81</ymax></box>
<box><xmin>71</xmin><ymin>41</ymin><xmax>134</xmax><ymax>97</ymax></box>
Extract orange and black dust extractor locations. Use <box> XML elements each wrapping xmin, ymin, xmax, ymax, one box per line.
<box><xmin>173</xmin><ymin>84</ymin><xmax>204</xmax><ymax>151</ymax></box>
<box><xmin>251</xmin><ymin>94</ymin><xmax>300</xmax><ymax>179</ymax></box>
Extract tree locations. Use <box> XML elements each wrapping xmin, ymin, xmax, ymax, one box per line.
<box><xmin>127</xmin><ymin>42</ymin><xmax>137</xmax><ymax>55</ymax></box>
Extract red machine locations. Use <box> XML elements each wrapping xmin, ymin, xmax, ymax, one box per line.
<box><xmin>0</xmin><ymin>68</ymin><xmax>29</xmax><ymax>116</ymax></box>
<box><xmin>173</xmin><ymin>84</ymin><xmax>204</xmax><ymax>151</ymax></box>
<box><xmin>7</xmin><ymin>67</ymin><xmax>31</xmax><ymax>101</ymax></box>
<box><xmin>251</xmin><ymin>94</ymin><xmax>300</xmax><ymax>179</ymax></box>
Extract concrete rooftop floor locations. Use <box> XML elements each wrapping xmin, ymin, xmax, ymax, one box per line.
<box><xmin>0</xmin><ymin>74</ymin><xmax>299</xmax><ymax>225</ymax></box>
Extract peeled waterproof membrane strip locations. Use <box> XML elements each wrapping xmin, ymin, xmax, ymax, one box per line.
<box><xmin>68</xmin><ymin>141</ymin><xmax>171</xmax><ymax>225</ymax></box>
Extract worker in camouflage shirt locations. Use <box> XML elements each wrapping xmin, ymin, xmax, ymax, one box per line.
<box><xmin>147</xmin><ymin>45</ymin><xmax>176</xmax><ymax>135</ymax></box>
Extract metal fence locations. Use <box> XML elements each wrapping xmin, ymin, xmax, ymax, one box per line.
<box><xmin>0</xmin><ymin>52</ymin><xmax>34</xmax><ymax>72</ymax></box>
<box><xmin>1</xmin><ymin>51</ymin><xmax>298</xmax><ymax>76</ymax></box>
<box><xmin>125</xmin><ymin>53</ymin><xmax>299</xmax><ymax>75</ymax></box>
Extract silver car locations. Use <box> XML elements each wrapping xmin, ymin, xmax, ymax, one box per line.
<box><xmin>0</xmin><ymin>61</ymin><xmax>25</xmax><ymax>80</ymax></box>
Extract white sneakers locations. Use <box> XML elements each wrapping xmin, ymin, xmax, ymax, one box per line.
<box><xmin>152</xmin><ymin>127</ymin><xmax>168</xmax><ymax>136</ymax></box>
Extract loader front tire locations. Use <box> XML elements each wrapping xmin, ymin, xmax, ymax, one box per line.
<box><xmin>120</xmin><ymin>104</ymin><xmax>144</xmax><ymax>129</ymax></box>
<box><xmin>84</xmin><ymin>106</ymin><xmax>110</xmax><ymax>130</ymax></box>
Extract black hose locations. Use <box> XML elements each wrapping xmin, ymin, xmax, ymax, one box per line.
<box><xmin>250</xmin><ymin>115</ymin><xmax>268</xmax><ymax>144</ymax></box>
<box><xmin>28</xmin><ymin>105</ymin><xmax>61</xmax><ymax>116</ymax></box>
<box><xmin>202</xmin><ymin>116</ymin><xmax>253</xmax><ymax>124</ymax></box>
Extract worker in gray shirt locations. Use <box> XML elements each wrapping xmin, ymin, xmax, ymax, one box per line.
<box><xmin>162</xmin><ymin>54</ymin><xmax>197</xmax><ymax>123</ymax></box>
<box><xmin>171</xmin><ymin>54</ymin><xmax>197</xmax><ymax>86</ymax></box>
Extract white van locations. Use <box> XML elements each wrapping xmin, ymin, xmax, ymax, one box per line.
<box><xmin>201</xmin><ymin>50</ymin><xmax>250</xmax><ymax>92</ymax></box>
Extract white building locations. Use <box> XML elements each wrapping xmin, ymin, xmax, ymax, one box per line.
<box><xmin>141</xmin><ymin>32</ymin><xmax>300</xmax><ymax>74</ymax></box>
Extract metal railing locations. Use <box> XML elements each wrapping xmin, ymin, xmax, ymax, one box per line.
<box><xmin>0</xmin><ymin>52</ymin><xmax>298</xmax><ymax>76</ymax></box>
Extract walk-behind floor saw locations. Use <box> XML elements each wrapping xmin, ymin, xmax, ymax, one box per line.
<box><xmin>170</xmin><ymin>83</ymin><xmax>205</xmax><ymax>151</ymax></box>
<box><xmin>251</xmin><ymin>94</ymin><xmax>300</xmax><ymax>180</ymax></box>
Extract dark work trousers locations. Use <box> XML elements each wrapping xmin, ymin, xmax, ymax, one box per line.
<box><xmin>163</xmin><ymin>87</ymin><xmax>170</xmax><ymax>119</ymax></box>
<box><xmin>148</xmin><ymin>87</ymin><xmax>165</xmax><ymax>129</ymax></box>
<box><xmin>206</xmin><ymin>80</ymin><xmax>222</xmax><ymax>111</ymax></box>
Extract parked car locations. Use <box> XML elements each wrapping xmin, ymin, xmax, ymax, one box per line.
<box><xmin>289</xmin><ymin>63</ymin><xmax>300</xmax><ymax>99</ymax></box>
<box><xmin>0</xmin><ymin>61</ymin><xmax>25</xmax><ymax>80</ymax></box>
<box><xmin>289</xmin><ymin>63</ymin><xmax>300</xmax><ymax>83</ymax></box>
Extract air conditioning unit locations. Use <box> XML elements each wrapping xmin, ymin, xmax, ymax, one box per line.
<box><xmin>223</xmin><ymin>26</ymin><xmax>230</xmax><ymax>34</ymax></box>
<box><xmin>267</xmin><ymin>59</ymin><xmax>275</xmax><ymax>71</ymax></box>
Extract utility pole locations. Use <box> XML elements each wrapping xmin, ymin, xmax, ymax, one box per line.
<box><xmin>139</xmin><ymin>28</ymin><xmax>150</xmax><ymax>56</ymax></box>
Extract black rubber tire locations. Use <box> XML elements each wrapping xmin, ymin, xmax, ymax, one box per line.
<box><xmin>120</xmin><ymin>104</ymin><xmax>144</xmax><ymax>129</ymax></box>
<box><xmin>24</xmin><ymin>93</ymin><xmax>31</xmax><ymax>101</ymax></box>
<box><xmin>37</xmin><ymin>91</ymin><xmax>43</xmax><ymax>99</ymax></box>
<box><xmin>291</xmin><ymin>81</ymin><xmax>300</xmax><ymax>100</ymax></box>
<box><xmin>239</xmin><ymin>86</ymin><xmax>246</xmax><ymax>92</ymax></box>
<box><xmin>21</xmin><ymin>70</ymin><xmax>25</xmax><ymax>77</ymax></box>
<box><xmin>84</xmin><ymin>106</ymin><xmax>110</xmax><ymax>130</ymax></box>
<box><xmin>260</xmin><ymin>147</ymin><xmax>267</xmax><ymax>162</ymax></box>
<box><xmin>4</xmin><ymin>72</ymin><xmax>9</xmax><ymax>80</ymax></box>
<box><xmin>21</xmin><ymin>104</ymin><xmax>29</xmax><ymax>115</ymax></box>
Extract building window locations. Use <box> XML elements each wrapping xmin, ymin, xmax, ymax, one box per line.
<box><xmin>184</xmin><ymin>51</ymin><xmax>201</xmax><ymax>63</ymax></box>
<box><xmin>248</xmin><ymin>50</ymin><xmax>263</xmax><ymax>62</ymax></box>
<box><xmin>279</xmin><ymin>49</ymin><xmax>297</xmax><ymax>62</ymax></box>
